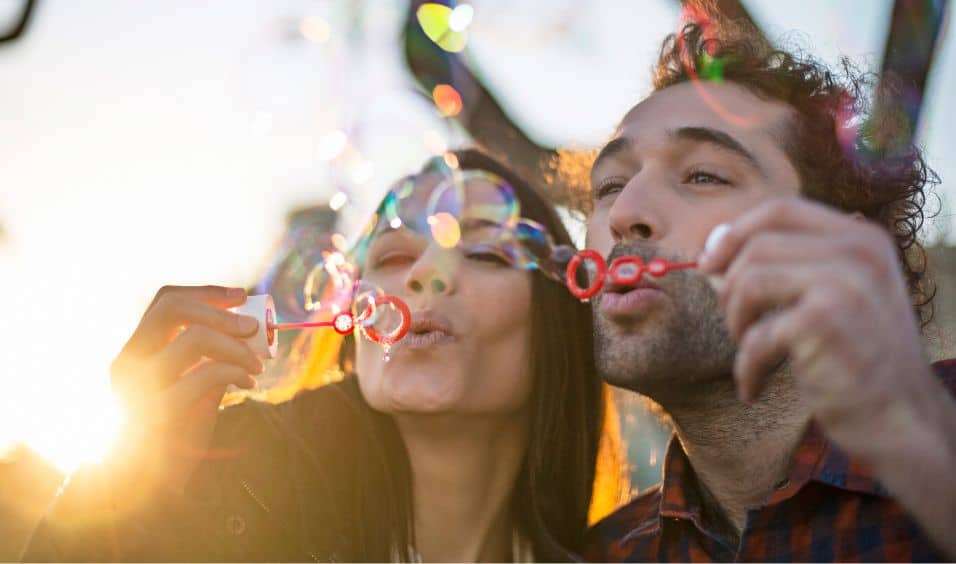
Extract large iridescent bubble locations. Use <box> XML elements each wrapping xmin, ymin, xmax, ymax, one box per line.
<box><xmin>365</xmin><ymin>163</ymin><xmax>569</xmax><ymax>276</ymax></box>
<box><xmin>304</xmin><ymin>250</ymin><xmax>357</xmax><ymax>315</ymax></box>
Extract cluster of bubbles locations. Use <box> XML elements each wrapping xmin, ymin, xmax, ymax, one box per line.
<box><xmin>270</xmin><ymin>154</ymin><xmax>702</xmax><ymax>349</ymax></box>
<box><xmin>301</xmin><ymin>252</ymin><xmax>411</xmax><ymax>348</ymax></box>
<box><xmin>274</xmin><ymin>157</ymin><xmax>575</xmax><ymax>345</ymax></box>
<box><xmin>358</xmin><ymin>158</ymin><xmax>579</xmax><ymax>283</ymax></box>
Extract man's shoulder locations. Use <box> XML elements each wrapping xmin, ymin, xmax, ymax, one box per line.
<box><xmin>586</xmin><ymin>483</ymin><xmax>663</xmax><ymax>557</ymax></box>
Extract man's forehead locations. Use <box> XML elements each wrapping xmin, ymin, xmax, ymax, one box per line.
<box><xmin>611</xmin><ymin>80</ymin><xmax>794</xmax><ymax>152</ymax></box>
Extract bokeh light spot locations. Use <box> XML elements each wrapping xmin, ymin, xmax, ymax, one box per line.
<box><xmin>448</xmin><ymin>4</ymin><xmax>474</xmax><ymax>32</ymax></box>
<box><xmin>428</xmin><ymin>212</ymin><xmax>461</xmax><ymax>248</ymax></box>
<box><xmin>416</xmin><ymin>3</ymin><xmax>468</xmax><ymax>52</ymax></box>
<box><xmin>330</xmin><ymin>232</ymin><xmax>348</xmax><ymax>252</ymax></box>
<box><xmin>443</xmin><ymin>152</ymin><xmax>460</xmax><ymax>169</ymax></box>
<box><xmin>423</xmin><ymin>128</ymin><xmax>448</xmax><ymax>154</ymax></box>
<box><xmin>699</xmin><ymin>53</ymin><xmax>725</xmax><ymax>82</ymax></box>
<box><xmin>317</xmin><ymin>130</ymin><xmax>348</xmax><ymax>161</ymax></box>
<box><xmin>299</xmin><ymin>16</ymin><xmax>331</xmax><ymax>44</ymax></box>
<box><xmin>432</xmin><ymin>84</ymin><xmax>463</xmax><ymax>117</ymax></box>
<box><xmin>329</xmin><ymin>190</ymin><xmax>348</xmax><ymax>211</ymax></box>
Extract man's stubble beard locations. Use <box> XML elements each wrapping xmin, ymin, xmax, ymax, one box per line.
<box><xmin>593</xmin><ymin>243</ymin><xmax>738</xmax><ymax>410</ymax></box>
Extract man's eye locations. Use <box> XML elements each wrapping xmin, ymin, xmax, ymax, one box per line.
<box><xmin>685</xmin><ymin>170</ymin><xmax>729</xmax><ymax>185</ymax></box>
<box><xmin>594</xmin><ymin>178</ymin><xmax>626</xmax><ymax>201</ymax></box>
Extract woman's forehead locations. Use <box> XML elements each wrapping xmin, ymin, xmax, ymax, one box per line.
<box><xmin>396</xmin><ymin>170</ymin><xmax>501</xmax><ymax>200</ymax></box>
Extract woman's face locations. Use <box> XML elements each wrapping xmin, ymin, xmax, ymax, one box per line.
<box><xmin>355</xmin><ymin>171</ymin><xmax>534</xmax><ymax>416</ymax></box>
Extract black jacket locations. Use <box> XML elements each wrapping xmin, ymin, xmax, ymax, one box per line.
<box><xmin>22</xmin><ymin>380</ymin><xmax>398</xmax><ymax>562</ymax></box>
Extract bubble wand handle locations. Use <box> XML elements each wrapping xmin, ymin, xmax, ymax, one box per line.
<box><xmin>270</xmin><ymin>321</ymin><xmax>335</xmax><ymax>331</ymax></box>
<box><xmin>268</xmin><ymin>311</ymin><xmax>357</xmax><ymax>336</ymax></box>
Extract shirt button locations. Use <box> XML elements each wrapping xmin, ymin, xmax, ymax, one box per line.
<box><xmin>225</xmin><ymin>514</ymin><xmax>247</xmax><ymax>536</ymax></box>
<box><xmin>774</xmin><ymin>478</ymin><xmax>791</xmax><ymax>491</ymax></box>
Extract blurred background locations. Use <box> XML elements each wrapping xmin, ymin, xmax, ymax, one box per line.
<box><xmin>1</xmin><ymin>0</ymin><xmax>953</xmax><ymax>558</ymax></box>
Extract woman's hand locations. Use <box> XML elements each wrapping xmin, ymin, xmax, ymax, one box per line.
<box><xmin>108</xmin><ymin>285</ymin><xmax>263</xmax><ymax>496</ymax></box>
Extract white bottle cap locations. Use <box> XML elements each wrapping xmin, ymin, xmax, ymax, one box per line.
<box><xmin>231</xmin><ymin>294</ymin><xmax>278</xmax><ymax>359</ymax></box>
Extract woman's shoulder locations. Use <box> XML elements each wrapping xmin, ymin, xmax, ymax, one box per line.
<box><xmin>213</xmin><ymin>379</ymin><xmax>364</xmax><ymax>442</ymax></box>
<box><xmin>207</xmin><ymin>378</ymin><xmax>376</xmax><ymax>473</ymax></box>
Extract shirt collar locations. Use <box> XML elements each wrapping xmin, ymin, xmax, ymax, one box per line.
<box><xmin>657</xmin><ymin>422</ymin><xmax>889</xmax><ymax>520</ymax></box>
<box><xmin>658</xmin><ymin>435</ymin><xmax>703</xmax><ymax>519</ymax></box>
<box><xmin>766</xmin><ymin>422</ymin><xmax>889</xmax><ymax>503</ymax></box>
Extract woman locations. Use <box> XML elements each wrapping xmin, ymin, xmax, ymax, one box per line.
<box><xmin>22</xmin><ymin>150</ymin><xmax>622</xmax><ymax>562</ymax></box>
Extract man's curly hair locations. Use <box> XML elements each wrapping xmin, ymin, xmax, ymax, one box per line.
<box><xmin>650</xmin><ymin>7</ymin><xmax>939</xmax><ymax>326</ymax></box>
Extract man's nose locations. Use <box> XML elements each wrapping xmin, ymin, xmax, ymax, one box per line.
<box><xmin>607</xmin><ymin>173</ymin><xmax>666</xmax><ymax>243</ymax></box>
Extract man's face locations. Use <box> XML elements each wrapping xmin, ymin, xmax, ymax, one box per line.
<box><xmin>587</xmin><ymin>80</ymin><xmax>802</xmax><ymax>403</ymax></box>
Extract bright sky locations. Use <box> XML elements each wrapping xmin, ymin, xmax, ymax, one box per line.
<box><xmin>1</xmin><ymin>0</ymin><xmax>953</xmax><ymax>471</ymax></box>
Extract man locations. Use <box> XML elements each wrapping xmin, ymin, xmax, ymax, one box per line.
<box><xmin>584</xmin><ymin>10</ymin><xmax>956</xmax><ymax>562</ymax></box>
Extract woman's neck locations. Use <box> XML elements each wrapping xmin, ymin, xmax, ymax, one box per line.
<box><xmin>395</xmin><ymin>410</ymin><xmax>530</xmax><ymax>562</ymax></box>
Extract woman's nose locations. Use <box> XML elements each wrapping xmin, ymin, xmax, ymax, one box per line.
<box><xmin>405</xmin><ymin>247</ymin><xmax>455</xmax><ymax>295</ymax></box>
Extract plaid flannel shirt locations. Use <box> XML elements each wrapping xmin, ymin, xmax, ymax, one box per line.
<box><xmin>586</xmin><ymin>359</ymin><xmax>956</xmax><ymax>562</ymax></box>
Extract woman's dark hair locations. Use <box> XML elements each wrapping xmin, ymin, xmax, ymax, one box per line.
<box><xmin>322</xmin><ymin>149</ymin><xmax>605</xmax><ymax>560</ymax></box>
<box><xmin>652</xmin><ymin>4</ymin><xmax>939</xmax><ymax>325</ymax></box>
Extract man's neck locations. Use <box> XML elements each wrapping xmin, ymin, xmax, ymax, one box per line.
<box><xmin>662</xmin><ymin>374</ymin><xmax>811</xmax><ymax>540</ymax></box>
<box><xmin>395</xmin><ymin>411</ymin><xmax>529</xmax><ymax>562</ymax></box>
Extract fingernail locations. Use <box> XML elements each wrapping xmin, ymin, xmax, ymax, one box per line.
<box><xmin>237</xmin><ymin>315</ymin><xmax>258</xmax><ymax>334</ymax></box>
<box><xmin>228</xmin><ymin>287</ymin><xmax>247</xmax><ymax>299</ymax></box>
<box><xmin>706</xmin><ymin>274</ymin><xmax>724</xmax><ymax>294</ymax></box>
<box><xmin>705</xmin><ymin>224</ymin><xmax>731</xmax><ymax>254</ymax></box>
<box><xmin>700</xmin><ymin>223</ymin><xmax>731</xmax><ymax>269</ymax></box>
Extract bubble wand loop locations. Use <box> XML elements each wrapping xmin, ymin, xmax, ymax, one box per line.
<box><xmin>565</xmin><ymin>249</ymin><xmax>698</xmax><ymax>301</ymax></box>
<box><xmin>234</xmin><ymin>294</ymin><xmax>412</xmax><ymax>360</ymax></box>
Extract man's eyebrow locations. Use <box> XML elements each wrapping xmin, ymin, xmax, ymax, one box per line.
<box><xmin>672</xmin><ymin>126</ymin><xmax>765</xmax><ymax>176</ymax></box>
<box><xmin>592</xmin><ymin>136</ymin><xmax>633</xmax><ymax>172</ymax></box>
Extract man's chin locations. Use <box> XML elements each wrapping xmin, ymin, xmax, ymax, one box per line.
<box><xmin>596</xmin><ymin>310</ymin><xmax>661</xmax><ymax>336</ymax></box>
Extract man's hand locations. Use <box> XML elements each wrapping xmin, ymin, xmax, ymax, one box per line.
<box><xmin>699</xmin><ymin>197</ymin><xmax>940</xmax><ymax>460</ymax></box>
<box><xmin>699</xmin><ymin>197</ymin><xmax>956</xmax><ymax>557</ymax></box>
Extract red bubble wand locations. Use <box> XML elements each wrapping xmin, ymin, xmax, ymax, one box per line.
<box><xmin>565</xmin><ymin>250</ymin><xmax>698</xmax><ymax>301</ymax></box>
<box><xmin>264</xmin><ymin>295</ymin><xmax>412</xmax><ymax>348</ymax></box>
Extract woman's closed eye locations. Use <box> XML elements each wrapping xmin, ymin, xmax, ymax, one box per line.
<box><xmin>464</xmin><ymin>248</ymin><xmax>511</xmax><ymax>266</ymax></box>
<box><xmin>371</xmin><ymin>252</ymin><xmax>416</xmax><ymax>270</ymax></box>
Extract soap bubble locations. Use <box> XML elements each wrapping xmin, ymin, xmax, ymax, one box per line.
<box><xmin>304</xmin><ymin>250</ymin><xmax>356</xmax><ymax>315</ymax></box>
